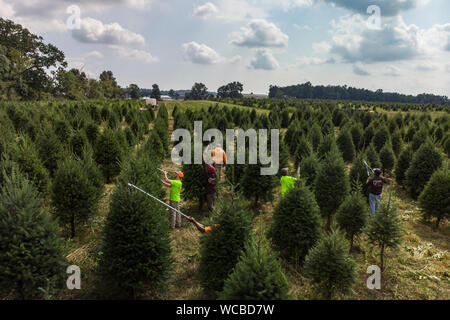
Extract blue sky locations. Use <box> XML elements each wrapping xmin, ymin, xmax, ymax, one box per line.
<box><xmin>1</xmin><ymin>0</ymin><xmax>449</xmax><ymax>96</ymax></box>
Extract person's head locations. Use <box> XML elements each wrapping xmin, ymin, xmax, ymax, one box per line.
<box><xmin>281</xmin><ymin>168</ymin><xmax>289</xmax><ymax>176</ymax></box>
<box><xmin>176</xmin><ymin>171</ymin><xmax>184</xmax><ymax>180</ymax></box>
<box><xmin>374</xmin><ymin>168</ymin><xmax>382</xmax><ymax>177</ymax></box>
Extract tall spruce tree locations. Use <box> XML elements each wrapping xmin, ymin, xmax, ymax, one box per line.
<box><xmin>395</xmin><ymin>146</ymin><xmax>413</xmax><ymax>186</ymax></box>
<box><xmin>199</xmin><ymin>196</ymin><xmax>252</xmax><ymax>297</ymax></box>
<box><xmin>300</xmin><ymin>153</ymin><xmax>321</xmax><ymax>190</ymax></box>
<box><xmin>52</xmin><ymin>157</ymin><xmax>102</xmax><ymax>238</ymax></box>
<box><xmin>304</xmin><ymin>228</ymin><xmax>357</xmax><ymax>299</ymax></box>
<box><xmin>314</xmin><ymin>149</ymin><xmax>350</xmax><ymax>230</ymax></box>
<box><xmin>0</xmin><ymin>172</ymin><xmax>65</xmax><ymax>299</ymax></box>
<box><xmin>365</xmin><ymin>143</ymin><xmax>381</xmax><ymax>169</ymax></box>
<box><xmin>269</xmin><ymin>182</ymin><xmax>322</xmax><ymax>265</ymax></box>
<box><xmin>373</xmin><ymin>125</ymin><xmax>389</xmax><ymax>152</ymax></box>
<box><xmin>336</xmin><ymin>129</ymin><xmax>355</xmax><ymax>162</ymax></box>
<box><xmin>294</xmin><ymin>136</ymin><xmax>312</xmax><ymax>168</ymax></box>
<box><xmin>336</xmin><ymin>189</ymin><xmax>369</xmax><ymax>251</ymax></box>
<box><xmin>99</xmin><ymin>156</ymin><xmax>172</xmax><ymax>299</ymax></box>
<box><xmin>379</xmin><ymin>141</ymin><xmax>395</xmax><ymax>175</ymax></box>
<box><xmin>418</xmin><ymin>168</ymin><xmax>450</xmax><ymax>230</ymax></box>
<box><xmin>317</xmin><ymin>134</ymin><xmax>338</xmax><ymax>159</ymax></box>
<box><xmin>365</xmin><ymin>196</ymin><xmax>402</xmax><ymax>270</ymax></box>
<box><xmin>218</xmin><ymin>239</ymin><xmax>292</xmax><ymax>300</ymax></box>
<box><xmin>405</xmin><ymin>142</ymin><xmax>442</xmax><ymax>199</ymax></box>
<box><xmin>94</xmin><ymin>129</ymin><xmax>123</xmax><ymax>183</ymax></box>
<box><xmin>349</xmin><ymin>153</ymin><xmax>368</xmax><ymax>191</ymax></box>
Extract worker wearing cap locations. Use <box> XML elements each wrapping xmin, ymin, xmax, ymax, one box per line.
<box><xmin>162</xmin><ymin>170</ymin><xmax>184</xmax><ymax>229</ymax></box>
<box><xmin>280</xmin><ymin>168</ymin><xmax>297</xmax><ymax>197</ymax></box>
<box><xmin>366</xmin><ymin>168</ymin><xmax>388</xmax><ymax>216</ymax></box>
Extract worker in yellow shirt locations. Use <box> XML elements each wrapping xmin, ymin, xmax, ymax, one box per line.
<box><xmin>280</xmin><ymin>168</ymin><xmax>298</xmax><ymax>197</ymax></box>
<box><xmin>162</xmin><ymin>170</ymin><xmax>184</xmax><ymax>229</ymax></box>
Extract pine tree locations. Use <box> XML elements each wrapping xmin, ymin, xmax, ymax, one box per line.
<box><xmin>411</xmin><ymin>128</ymin><xmax>428</xmax><ymax>152</ymax></box>
<box><xmin>336</xmin><ymin>129</ymin><xmax>355</xmax><ymax>162</ymax></box>
<box><xmin>52</xmin><ymin>157</ymin><xmax>102</xmax><ymax>238</ymax></box>
<box><xmin>443</xmin><ymin>135</ymin><xmax>450</xmax><ymax>157</ymax></box>
<box><xmin>365</xmin><ymin>196</ymin><xmax>402</xmax><ymax>270</ymax></box>
<box><xmin>395</xmin><ymin>146</ymin><xmax>413</xmax><ymax>186</ymax></box>
<box><xmin>94</xmin><ymin>129</ymin><xmax>123</xmax><ymax>183</ymax></box>
<box><xmin>317</xmin><ymin>134</ymin><xmax>338</xmax><ymax>159</ymax></box>
<box><xmin>294</xmin><ymin>136</ymin><xmax>312</xmax><ymax>168</ymax></box>
<box><xmin>182</xmin><ymin>147</ymin><xmax>207</xmax><ymax>210</ymax></box>
<box><xmin>269</xmin><ymin>182</ymin><xmax>322</xmax><ymax>265</ymax></box>
<box><xmin>349</xmin><ymin>153</ymin><xmax>368</xmax><ymax>191</ymax></box>
<box><xmin>373</xmin><ymin>125</ymin><xmax>389</xmax><ymax>152</ymax></box>
<box><xmin>314</xmin><ymin>149</ymin><xmax>350</xmax><ymax>230</ymax></box>
<box><xmin>0</xmin><ymin>171</ymin><xmax>65</xmax><ymax>299</ymax></box>
<box><xmin>277</xmin><ymin>139</ymin><xmax>290</xmax><ymax>178</ymax></box>
<box><xmin>309</xmin><ymin>123</ymin><xmax>323</xmax><ymax>152</ymax></box>
<box><xmin>99</xmin><ymin>156</ymin><xmax>172</xmax><ymax>299</ymax></box>
<box><xmin>300</xmin><ymin>153</ymin><xmax>320</xmax><ymax>190</ymax></box>
<box><xmin>218</xmin><ymin>239</ymin><xmax>292</xmax><ymax>300</ymax></box>
<box><xmin>365</xmin><ymin>143</ymin><xmax>381</xmax><ymax>169</ymax></box>
<box><xmin>379</xmin><ymin>141</ymin><xmax>395</xmax><ymax>175</ymax></box>
<box><xmin>70</xmin><ymin>130</ymin><xmax>88</xmax><ymax>158</ymax></box>
<box><xmin>35</xmin><ymin>129</ymin><xmax>64</xmax><ymax>177</ymax></box>
<box><xmin>391</xmin><ymin>130</ymin><xmax>402</xmax><ymax>156</ymax></box>
<box><xmin>336</xmin><ymin>190</ymin><xmax>369</xmax><ymax>251</ymax></box>
<box><xmin>418</xmin><ymin>168</ymin><xmax>450</xmax><ymax>230</ymax></box>
<box><xmin>405</xmin><ymin>142</ymin><xmax>442</xmax><ymax>199</ymax></box>
<box><xmin>304</xmin><ymin>228</ymin><xmax>357</xmax><ymax>299</ymax></box>
<box><xmin>199</xmin><ymin>196</ymin><xmax>252</xmax><ymax>297</ymax></box>
<box><xmin>13</xmin><ymin>135</ymin><xmax>51</xmax><ymax>195</ymax></box>
<box><xmin>350</xmin><ymin>123</ymin><xmax>363</xmax><ymax>151</ymax></box>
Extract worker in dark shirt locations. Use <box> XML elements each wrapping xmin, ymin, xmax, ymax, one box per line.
<box><xmin>366</xmin><ymin>168</ymin><xmax>388</xmax><ymax>216</ymax></box>
<box><xmin>204</xmin><ymin>162</ymin><xmax>217</xmax><ymax>212</ymax></box>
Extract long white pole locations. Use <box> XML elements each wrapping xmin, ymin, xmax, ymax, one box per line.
<box><xmin>127</xmin><ymin>183</ymin><xmax>190</xmax><ymax>220</ymax></box>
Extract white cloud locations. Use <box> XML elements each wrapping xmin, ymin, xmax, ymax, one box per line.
<box><xmin>249</xmin><ymin>49</ymin><xmax>279</xmax><ymax>70</ymax></box>
<box><xmin>193</xmin><ymin>2</ymin><xmax>218</xmax><ymax>19</ymax></box>
<box><xmin>0</xmin><ymin>0</ymin><xmax>14</xmax><ymax>18</ymax></box>
<box><xmin>214</xmin><ymin>0</ymin><xmax>268</xmax><ymax>22</ymax></box>
<box><xmin>228</xmin><ymin>55</ymin><xmax>242</xmax><ymax>64</ymax></box>
<box><xmin>85</xmin><ymin>51</ymin><xmax>104</xmax><ymax>59</ymax></box>
<box><xmin>72</xmin><ymin>17</ymin><xmax>145</xmax><ymax>46</ymax></box>
<box><xmin>294</xmin><ymin>57</ymin><xmax>334</xmax><ymax>68</ymax></box>
<box><xmin>383</xmin><ymin>65</ymin><xmax>401</xmax><ymax>77</ymax></box>
<box><xmin>415</xmin><ymin>62</ymin><xmax>437</xmax><ymax>72</ymax></box>
<box><xmin>182</xmin><ymin>41</ymin><xmax>223</xmax><ymax>65</ymax></box>
<box><xmin>110</xmin><ymin>45</ymin><xmax>158</xmax><ymax>63</ymax></box>
<box><xmin>329</xmin><ymin>15</ymin><xmax>420</xmax><ymax>63</ymax></box>
<box><xmin>230</xmin><ymin>19</ymin><xmax>289</xmax><ymax>48</ymax></box>
<box><xmin>420</xmin><ymin>23</ymin><xmax>450</xmax><ymax>53</ymax></box>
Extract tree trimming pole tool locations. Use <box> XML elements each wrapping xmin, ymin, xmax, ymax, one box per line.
<box><xmin>127</xmin><ymin>183</ymin><xmax>190</xmax><ymax>220</ymax></box>
<box><xmin>363</xmin><ymin>160</ymin><xmax>374</xmax><ymax>177</ymax></box>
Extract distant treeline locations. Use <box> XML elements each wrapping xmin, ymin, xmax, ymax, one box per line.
<box><xmin>269</xmin><ymin>82</ymin><xmax>449</xmax><ymax>105</ymax></box>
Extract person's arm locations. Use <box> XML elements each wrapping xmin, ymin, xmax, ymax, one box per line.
<box><xmin>161</xmin><ymin>180</ymin><xmax>171</xmax><ymax>187</ymax></box>
<box><xmin>223</xmin><ymin>151</ymin><xmax>227</xmax><ymax>165</ymax></box>
<box><xmin>163</xmin><ymin>171</ymin><xmax>171</xmax><ymax>184</ymax></box>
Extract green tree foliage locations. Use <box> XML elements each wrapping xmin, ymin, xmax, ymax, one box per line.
<box><xmin>304</xmin><ymin>228</ymin><xmax>357</xmax><ymax>300</ymax></box>
<box><xmin>395</xmin><ymin>146</ymin><xmax>413</xmax><ymax>186</ymax></box>
<box><xmin>365</xmin><ymin>197</ymin><xmax>402</xmax><ymax>270</ymax></box>
<box><xmin>336</xmin><ymin>129</ymin><xmax>355</xmax><ymax>162</ymax></box>
<box><xmin>349</xmin><ymin>153</ymin><xmax>368</xmax><ymax>191</ymax></box>
<box><xmin>350</xmin><ymin>123</ymin><xmax>363</xmax><ymax>150</ymax></box>
<box><xmin>52</xmin><ymin>157</ymin><xmax>102</xmax><ymax>238</ymax></box>
<box><xmin>309</xmin><ymin>123</ymin><xmax>323</xmax><ymax>152</ymax></box>
<box><xmin>99</xmin><ymin>157</ymin><xmax>172</xmax><ymax>299</ymax></box>
<box><xmin>127</xmin><ymin>83</ymin><xmax>141</xmax><ymax>99</ymax></box>
<box><xmin>314</xmin><ymin>150</ymin><xmax>350</xmax><ymax>230</ymax></box>
<box><xmin>94</xmin><ymin>129</ymin><xmax>123</xmax><ymax>183</ymax></box>
<box><xmin>241</xmin><ymin>159</ymin><xmax>276</xmax><ymax>209</ymax></box>
<box><xmin>379</xmin><ymin>142</ymin><xmax>395</xmax><ymax>174</ymax></box>
<box><xmin>336</xmin><ymin>190</ymin><xmax>369</xmax><ymax>250</ymax></box>
<box><xmin>218</xmin><ymin>239</ymin><xmax>292</xmax><ymax>300</ymax></box>
<box><xmin>13</xmin><ymin>135</ymin><xmax>51</xmax><ymax>195</ymax></box>
<box><xmin>317</xmin><ymin>134</ymin><xmax>338</xmax><ymax>159</ymax></box>
<box><xmin>217</xmin><ymin>82</ymin><xmax>244</xmax><ymax>99</ymax></box>
<box><xmin>300</xmin><ymin>153</ymin><xmax>320</xmax><ymax>190</ymax></box>
<box><xmin>411</xmin><ymin>128</ymin><xmax>428</xmax><ymax>152</ymax></box>
<box><xmin>373</xmin><ymin>125</ymin><xmax>389</xmax><ymax>152</ymax></box>
<box><xmin>69</xmin><ymin>130</ymin><xmax>88</xmax><ymax>158</ymax></box>
<box><xmin>365</xmin><ymin>143</ymin><xmax>381</xmax><ymax>169</ymax></box>
<box><xmin>150</xmin><ymin>83</ymin><xmax>161</xmax><ymax>101</ymax></box>
<box><xmin>186</xmin><ymin>82</ymin><xmax>209</xmax><ymax>100</ymax></box>
<box><xmin>418</xmin><ymin>169</ymin><xmax>450</xmax><ymax>230</ymax></box>
<box><xmin>199</xmin><ymin>197</ymin><xmax>252</xmax><ymax>297</ymax></box>
<box><xmin>35</xmin><ymin>129</ymin><xmax>64</xmax><ymax>177</ymax></box>
<box><xmin>269</xmin><ymin>182</ymin><xmax>322</xmax><ymax>265</ymax></box>
<box><xmin>405</xmin><ymin>142</ymin><xmax>442</xmax><ymax>199</ymax></box>
<box><xmin>294</xmin><ymin>136</ymin><xmax>312</xmax><ymax>168</ymax></box>
<box><xmin>0</xmin><ymin>172</ymin><xmax>65</xmax><ymax>299</ymax></box>
<box><xmin>391</xmin><ymin>130</ymin><xmax>402</xmax><ymax>156</ymax></box>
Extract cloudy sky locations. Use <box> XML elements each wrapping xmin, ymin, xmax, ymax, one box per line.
<box><xmin>1</xmin><ymin>0</ymin><xmax>449</xmax><ymax>95</ymax></box>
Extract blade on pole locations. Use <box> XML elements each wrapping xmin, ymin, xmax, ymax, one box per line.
<box><xmin>127</xmin><ymin>183</ymin><xmax>190</xmax><ymax>220</ymax></box>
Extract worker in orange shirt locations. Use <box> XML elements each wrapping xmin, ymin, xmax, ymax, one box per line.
<box><xmin>211</xmin><ymin>143</ymin><xmax>227</xmax><ymax>181</ymax></box>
